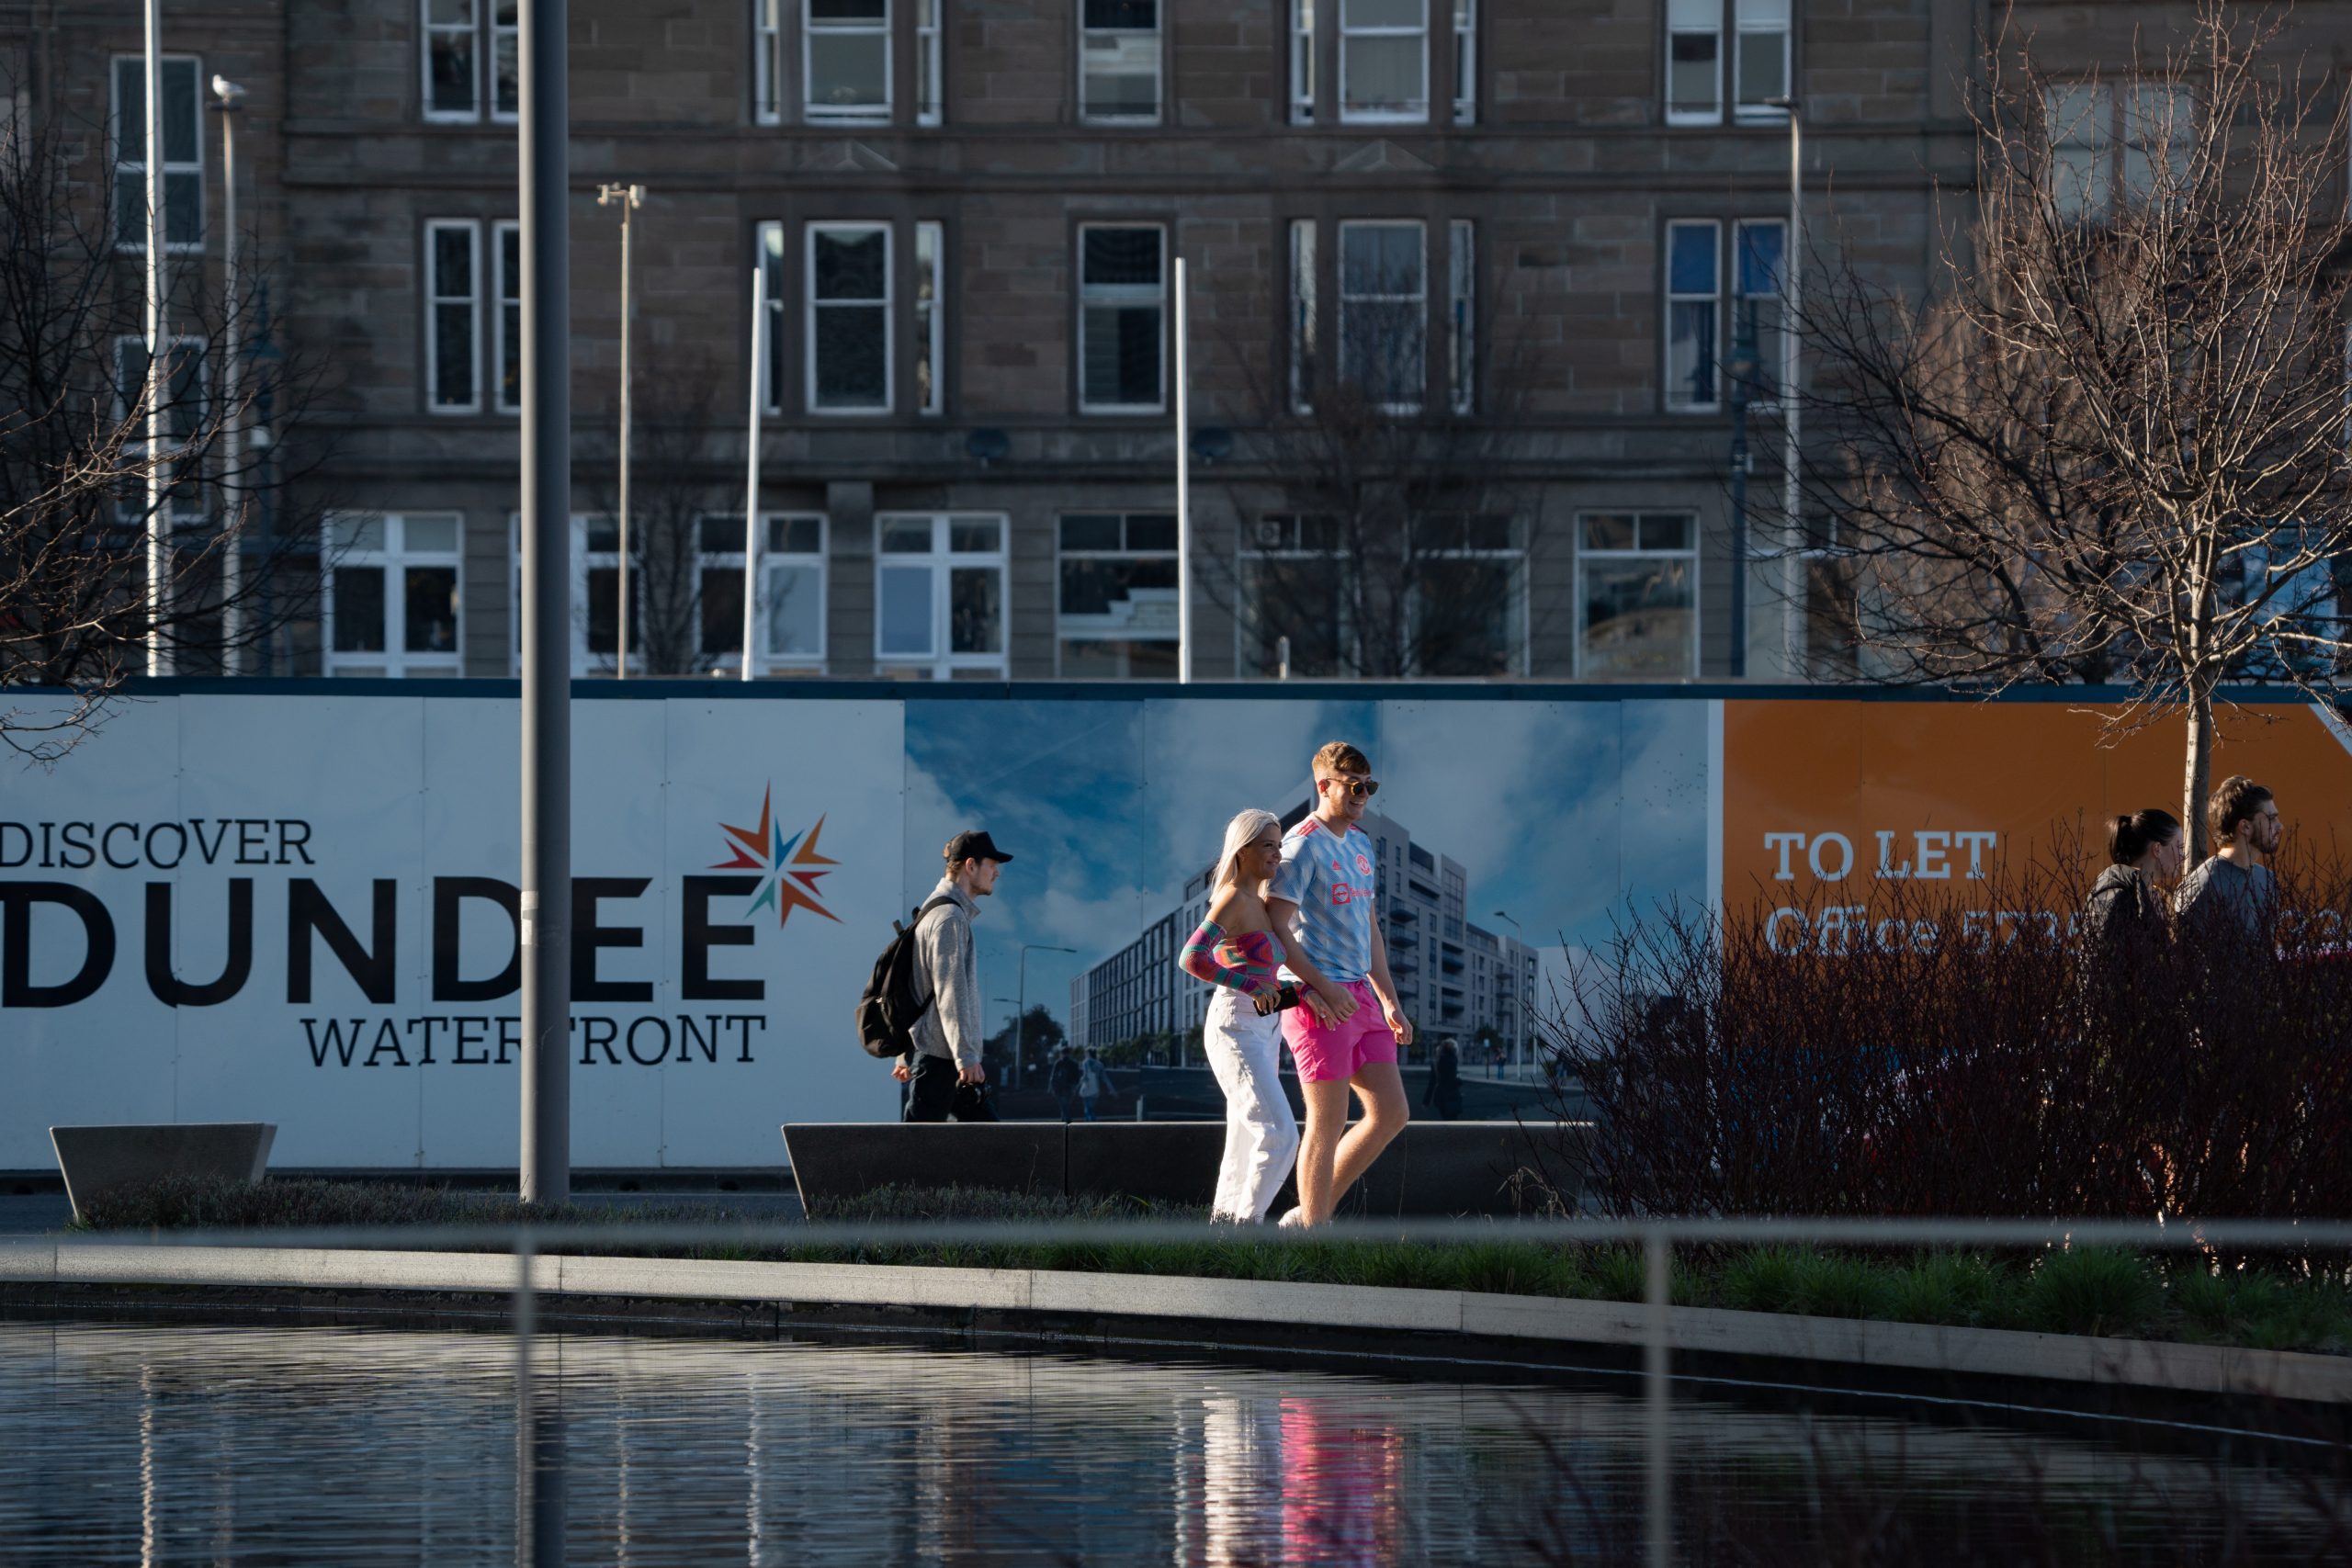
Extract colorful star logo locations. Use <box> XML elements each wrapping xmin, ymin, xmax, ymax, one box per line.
<box><xmin>712</xmin><ymin>786</ymin><xmax>841</xmax><ymax>928</ymax></box>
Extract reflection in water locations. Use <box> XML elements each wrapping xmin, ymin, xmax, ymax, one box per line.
<box><xmin>0</xmin><ymin>1321</ymin><xmax>2342</xmax><ymax>1566</ymax></box>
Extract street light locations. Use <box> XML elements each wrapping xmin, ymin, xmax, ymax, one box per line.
<box><xmin>1763</xmin><ymin>93</ymin><xmax>1804</xmax><ymax>678</ymax></box>
<box><xmin>210</xmin><ymin>76</ymin><xmax>247</xmax><ymax>673</ymax></box>
<box><xmin>596</xmin><ymin>184</ymin><xmax>645</xmax><ymax>677</ymax></box>
<box><xmin>1724</xmin><ymin>312</ymin><xmax>1761</xmax><ymax>680</ymax></box>
<box><xmin>1017</xmin><ymin>944</ymin><xmax>1076</xmax><ymax>1092</ymax></box>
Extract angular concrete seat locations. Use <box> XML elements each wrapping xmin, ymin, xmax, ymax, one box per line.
<box><xmin>49</xmin><ymin>1122</ymin><xmax>277</xmax><ymax>1223</ymax></box>
<box><xmin>781</xmin><ymin>1122</ymin><xmax>1064</xmax><ymax>1213</ymax></box>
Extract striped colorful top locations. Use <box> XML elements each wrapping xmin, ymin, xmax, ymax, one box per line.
<box><xmin>1178</xmin><ymin>920</ymin><xmax>1281</xmax><ymax>998</ymax></box>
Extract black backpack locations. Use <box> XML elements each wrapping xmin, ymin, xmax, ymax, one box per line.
<box><xmin>855</xmin><ymin>897</ymin><xmax>957</xmax><ymax>1059</ymax></box>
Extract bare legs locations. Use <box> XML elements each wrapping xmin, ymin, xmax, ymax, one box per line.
<box><xmin>1294</xmin><ymin>1062</ymin><xmax>1409</xmax><ymax>1225</ymax></box>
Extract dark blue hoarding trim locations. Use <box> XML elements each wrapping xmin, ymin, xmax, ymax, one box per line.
<box><xmin>21</xmin><ymin>677</ymin><xmax>2348</xmax><ymax>707</ymax></box>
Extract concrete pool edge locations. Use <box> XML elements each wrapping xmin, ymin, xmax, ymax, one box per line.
<box><xmin>4</xmin><ymin>1240</ymin><xmax>2343</xmax><ymax>1407</ymax></box>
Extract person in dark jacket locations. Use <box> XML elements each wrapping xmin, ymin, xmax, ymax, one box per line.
<box><xmin>1421</xmin><ymin>1037</ymin><xmax>1464</xmax><ymax>1121</ymax></box>
<box><xmin>1048</xmin><ymin>1048</ymin><xmax>1082</xmax><ymax>1123</ymax></box>
<box><xmin>2083</xmin><ymin>808</ymin><xmax>2184</xmax><ymax>970</ymax></box>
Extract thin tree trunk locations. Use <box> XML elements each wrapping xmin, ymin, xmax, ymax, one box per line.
<box><xmin>2183</xmin><ymin>686</ymin><xmax>2215</xmax><ymax>863</ymax></box>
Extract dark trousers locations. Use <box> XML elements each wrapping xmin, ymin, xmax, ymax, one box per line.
<box><xmin>903</xmin><ymin>1052</ymin><xmax>998</xmax><ymax>1123</ymax></box>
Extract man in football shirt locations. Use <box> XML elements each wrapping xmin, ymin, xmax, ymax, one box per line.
<box><xmin>1266</xmin><ymin>739</ymin><xmax>1414</xmax><ymax>1225</ymax></box>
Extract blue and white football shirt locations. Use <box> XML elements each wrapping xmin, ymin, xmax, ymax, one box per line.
<box><xmin>1268</xmin><ymin>815</ymin><xmax>1378</xmax><ymax>983</ymax></box>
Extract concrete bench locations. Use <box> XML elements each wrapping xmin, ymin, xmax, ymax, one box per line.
<box><xmin>49</xmin><ymin>1122</ymin><xmax>277</xmax><ymax>1223</ymax></box>
<box><xmin>782</xmin><ymin>1121</ymin><xmax>1588</xmax><ymax>1217</ymax></box>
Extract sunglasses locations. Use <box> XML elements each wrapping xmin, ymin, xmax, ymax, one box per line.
<box><xmin>1320</xmin><ymin>775</ymin><xmax>1380</xmax><ymax>799</ymax></box>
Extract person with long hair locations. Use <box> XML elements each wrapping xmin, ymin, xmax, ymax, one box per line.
<box><xmin>2083</xmin><ymin>807</ymin><xmax>2184</xmax><ymax>972</ymax></box>
<box><xmin>1178</xmin><ymin>809</ymin><xmax>1331</xmax><ymax>1223</ymax></box>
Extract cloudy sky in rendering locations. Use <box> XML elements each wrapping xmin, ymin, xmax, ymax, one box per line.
<box><xmin>901</xmin><ymin>694</ymin><xmax>1711</xmax><ymax>1042</ymax></box>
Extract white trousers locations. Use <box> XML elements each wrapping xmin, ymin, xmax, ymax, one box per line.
<box><xmin>1204</xmin><ymin>989</ymin><xmax>1300</xmax><ymax>1223</ymax></box>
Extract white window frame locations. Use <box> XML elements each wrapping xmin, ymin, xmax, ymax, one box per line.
<box><xmin>324</xmin><ymin>513</ymin><xmax>467</xmax><ymax>677</ymax></box>
<box><xmin>873</xmin><ymin>513</ymin><xmax>1011</xmax><ymax>680</ymax></box>
<box><xmin>805</xmin><ymin>0</ymin><xmax>892</xmax><ymax>125</ymax></box>
<box><xmin>1077</xmin><ymin>222</ymin><xmax>1170</xmax><ymax>416</ymax></box>
<box><xmin>1079</xmin><ymin>0</ymin><xmax>1164</xmax><ymax>126</ymax></box>
<box><xmin>1055</xmin><ymin>512</ymin><xmax>1181</xmax><ymax>678</ymax></box>
<box><xmin>1664</xmin><ymin>0</ymin><xmax>1723</xmax><ymax>127</ymax></box>
<box><xmin>696</xmin><ymin>513</ymin><xmax>831</xmax><ymax>676</ymax></box>
<box><xmin>1452</xmin><ymin>0</ymin><xmax>1476</xmax><ymax>125</ymax></box>
<box><xmin>1573</xmin><ymin>512</ymin><xmax>1702</xmax><ymax>681</ymax></box>
<box><xmin>1290</xmin><ymin>0</ymin><xmax>1317</xmax><ymax>124</ymax></box>
<box><xmin>1447</xmin><ymin>219</ymin><xmax>1475</xmax><ymax>416</ymax></box>
<box><xmin>1289</xmin><ymin>218</ymin><xmax>1318</xmax><ymax>416</ymax></box>
<box><xmin>112</xmin><ymin>333</ymin><xmax>209</xmax><ymax>519</ymax></box>
<box><xmin>1732</xmin><ymin>217</ymin><xmax>1784</xmax><ymax>412</ymax></box>
<box><xmin>915</xmin><ymin>219</ymin><xmax>945</xmax><ymax>416</ymax></box>
<box><xmin>1732</xmin><ymin>0</ymin><xmax>1790</xmax><ymax>122</ymax></box>
<box><xmin>1339</xmin><ymin>0</ymin><xmax>1430</xmax><ymax>125</ymax></box>
<box><xmin>805</xmin><ymin>220</ymin><xmax>894</xmax><ymax>415</ymax></box>
<box><xmin>1338</xmin><ymin>218</ymin><xmax>1427</xmax><ymax>414</ymax></box>
<box><xmin>754</xmin><ymin>0</ymin><xmax>786</xmax><ymax>125</ymax></box>
<box><xmin>757</xmin><ymin>221</ymin><xmax>788</xmax><ymax>415</ymax></box>
<box><xmin>915</xmin><ymin>0</ymin><xmax>943</xmax><ymax>125</ymax></box>
<box><xmin>492</xmin><ymin>219</ymin><xmax>522</xmax><ymax>415</ymax></box>
<box><xmin>424</xmin><ymin>218</ymin><xmax>483</xmax><ymax>415</ymax></box>
<box><xmin>418</xmin><ymin>1</ymin><xmax>518</xmax><ymax>125</ymax></box>
<box><xmin>110</xmin><ymin>54</ymin><xmax>203</xmax><ymax>255</ymax></box>
<box><xmin>1663</xmin><ymin>219</ymin><xmax>1721</xmax><ymax>414</ymax></box>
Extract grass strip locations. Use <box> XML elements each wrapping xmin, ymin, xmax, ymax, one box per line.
<box><xmin>60</xmin><ymin>1178</ymin><xmax>2352</xmax><ymax>1358</ymax></box>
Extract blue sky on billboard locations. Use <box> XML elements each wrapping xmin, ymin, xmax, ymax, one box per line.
<box><xmin>900</xmin><ymin>696</ymin><xmax>1709</xmax><ymax>1041</ymax></box>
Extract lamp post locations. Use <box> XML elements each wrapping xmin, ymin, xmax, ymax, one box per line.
<box><xmin>1764</xmin><ymin>93</ymin><xmax>1804</xmax><ymax>679</ymax></box>
<box><xmin>210</xmin><ymin>77</ymin><xmax>246</xmax><ymax>673</ymax></box>
<box><xmin>1017</xmin><ymin>944</ymin><xmax>1075</xmax><ymax>1092</ymax></box>
<box><xmin>141</xmin><ymin>0</ymin><xmax>168</xmax><ymax>675</ymax></box>
<box><xmin>596</xmin><ymin>184</ymin><xmax>645</xmax><ymax>676</ymax></box>
<box><xmin>1724</xmin><ymin>313</ymin><xmax>1760</xmax><ymax>680</ymax></box>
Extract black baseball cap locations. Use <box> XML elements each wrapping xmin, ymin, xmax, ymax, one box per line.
<box><xmin>945</xmin><ymin>829</ymin><xmax>1014</xmax><ymax>865</ymax></box>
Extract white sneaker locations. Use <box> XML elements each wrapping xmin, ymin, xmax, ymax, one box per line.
<box><xmin>1275</xmin><ymin>1206</ymin><xmax>1306</xmax><ymax>1229</ymax></box>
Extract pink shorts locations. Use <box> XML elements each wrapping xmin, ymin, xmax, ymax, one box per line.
<box><xmin>1280</xmin><ymin>980</ymin><xmax>1397</xmax><ymax>1083</ymax></box>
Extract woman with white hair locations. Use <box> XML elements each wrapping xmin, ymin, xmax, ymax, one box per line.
<box><xmin>1177</xmin><ymin>809</ymin><xmax>1331</xmax><ymax>1222</ymax></box>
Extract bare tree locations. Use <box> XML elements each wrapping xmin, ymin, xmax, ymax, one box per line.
<box><xmin>0</xmin><ymin>85</ymin><xmax>328</xmax><ymax>759</ymax></box>
<box><xmin>580</xmin><ymin>355</ymin><xmax>738</xmax><ymax>675</ymax></box>
<box><xmin>1199</xmin><ymin>276</ymin><xmax>1555</xmax><ymax>679</ymax></box>
<box><xmin>1795</xmin><ymin>5</ymin><xmax>2352</xmax><ymax>855</ymax></box>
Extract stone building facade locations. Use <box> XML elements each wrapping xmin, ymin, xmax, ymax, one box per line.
<box><xmin>17</xmin><ymin>1</ymin><xmax>2335</xmax><ymax>682</ymax></box>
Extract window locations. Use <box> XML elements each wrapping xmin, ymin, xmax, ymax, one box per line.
<box><xmin>1340</xmin><ymin>0</ymin><xmax>1428</xmax><ymax>123</ymax></box>
<box><xmin>1290</xmin><ymin>0</ymin><xmax>1317</xmax><ymax>123</ymax></box>
<box><xmin>425</xmin><ymin>220</ymin><xmax>482</xmax><ymax>414</ymax></box>
<box><xmin>807</xmin><ymin>0</ymin><xmax>890</xmax><ymax>123</ymax></box>
<box><xmin>1447</xmin><ymin>220</ymin><xmax>1475</xmax><ymax>415</ymax></box>
<box><xmin>1412</xmin><ymin>514</ymin><xmax>1524</xmax><ymax>676</ymax></box>
<box><xmin>1577</xmin><ymin>513</ymin><xmax>1698</xmax><ymax>679</ymax></box>
<box><xmin>112</xmin><ymin>334</ymin><xmax>208</xmax><ymax>518</ymax></box>
<box><xmin>1339</xmin><ymin>220</ymin><xmax>1425</xmax><ymax>411</ymax></box>
<box><xmin>111</xmin><ymin>56</ymin><xmax>201</xmax><ymax>253</ymax></box>
<box><xmin>1079</xmin><ymin>224</ymin><xmax>1167</xmax><ymax>414</ymax></box>
<box><xmin>915</xmin><ymin>0</ymin><xmax>943</xmax><ymax>124</ymax></box>
<box><xmin>1057</xmin><ymin>513</ymin><xmax>1179</xmax><ymax>677</ymax></box>
<box><xmin>1452</xmin><ymin>0</ymin><xmax>1476</xmax><ymax>124</ymax></box>
<box><xmin>1238</xmin><ymin>513</ymin><xmax>1521</xmax><ymax>677</ymax></box>
<box><xmin>1290</xmin><ymin>219</ymin><xmax>1318</xmax><ymax>414</ymax></box>
<box><xmin>807</xmin><ymin>222</ymin><xmax>892</xmax><ymax>413</ymax></box>
<box><xmin>915</xmin><ymin>220</ymin><xmax>944</xmax><ymax>415</ymax></box>
<box><xmin>1240</xmin><ymin>514</ymin><xmax>1351</xmax><ymax>677</ymax></box>
<box><xmin>1733</xmin><ymin>0</ymin><xmax>1788</xmax><ymax>119</ymax></box>
<box><xmin>1664</xmin><ymin>0</ymin><xmax>1720</xmax><ymax>124</ymax></box>
<box><xmin>2046</xmin><ymin>82</ymin><xmax>2193</xmax><ymax>220</ymax></box>
<box><xmin>494</xmin><ymin>220</ymin><xmax>522</xmax><ymax>414</ymax></box>
<box><xmin>324</xmin><ymin>513</ymin><xmax>464</xmax><ymax>677</ymax></box>
<box><xmin>758</xmin><ymin>222</ymin><xmax>787</xmax><ymax>413</ymax></box>
<box><xmin>1733</xmin><ymin>219</ymin><xmax>1782</xmax><ymax>406</ymax></box>
<box><xmin>1664</xmin><ymin>220</ymin><xmax>1719</xmax><ymax>412</ymax></box>
<box><xmin>420</xmin><ymin>0</ymin><xmax>517</xmax><ymax>123</ymax></box>
<box><xmin>875</xmin><ymin>513</ymin><xmax>1009</xmax><ymax>679</ymax></box>
<box><xmin>1080</xmin><ymin>1</ymin><xmax>1161</xmax><ymax>123</ymax></box>
<box><xmin>693</xmin><ymin>514</ymin><xmax>829</xmax><ymax>674</ymax></box>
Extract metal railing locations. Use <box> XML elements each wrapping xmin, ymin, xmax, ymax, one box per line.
<box><xmin>9</xmin><ymin>1213</ymin><xmax>2349</xmax><ymax>1567</ymax></box>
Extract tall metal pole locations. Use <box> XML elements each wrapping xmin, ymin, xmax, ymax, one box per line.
<box><xmin>517</xmin><ymin>0</ymin><xmax>573</xmax><ymax>1206</ymax></box>
<box><xmin>740</xmin><ymin>268</ymin><xmax>765</xmax><ymax>680</ymax></box>
<box><xmin>1780</xmin><ymin>99</ymin><xmax>1804</xmax><ymax>678</ymax></box>
<box><xmin>143</xmin><ymin>0</ymin><xmax>169</xmax><ymax>676</ymax></box>
<box><xmin>214</xmin><ymin>79</ymin><xmax>245</xmax><ymax>672</ymax></box>
<box><xmin>1174</xmin><ymin>255</ymin><xmax>1191</xmax><ymax>684</ymax></box>
<box><xmin>598</xmin><ymin>184</ymin><xmax>643</xmax><ymax>677</ymax></box>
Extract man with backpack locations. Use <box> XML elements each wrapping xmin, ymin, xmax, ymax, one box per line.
<box><xmin>873</xmin><ymin>830</ymin><xmax>1012</xmax><ymax>1122</ymax></box>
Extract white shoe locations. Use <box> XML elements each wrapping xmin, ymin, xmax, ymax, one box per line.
<box><xmin>1275</xmin><ymin>1206</ymin><xmax>1306</xmax><ymax>1229</ymax></box>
